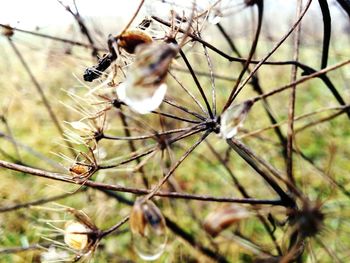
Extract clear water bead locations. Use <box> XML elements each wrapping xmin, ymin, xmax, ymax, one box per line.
<box><xmin>130</xmin><ymin>198</ymin><xmax>167</xmax><ymax>261</ymax></box>
<box><xmin>117</xmin><ymin>42</ymin><xmax>178</xmax><ymax>114</ymax></box>
<box><xmin>220</xmin><ymin>100</ymin><xmax>253</xmax><ymax>139</ymax></box>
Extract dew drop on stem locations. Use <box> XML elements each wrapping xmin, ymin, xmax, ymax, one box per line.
<box><xmin>130</xmin><ymin>198</ymin><xmax>167</xmax><ymax>261</ymax></box>
<box><xmin>117</xmin><ymin>42</ymin><xmax>178</xmax><ymax>114</ymax></box>
<box><xmin>220</xmin><ymin>100</ymin><xmax>253</xmax><ymax>139</ymax></box>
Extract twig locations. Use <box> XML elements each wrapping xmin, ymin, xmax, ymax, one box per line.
<box><xmin>57</xmin><ymin>0</ymin><xmax>99</xmax><ymax>58</ymax></box>
<box><xmin>227</xmin><ymin>139</ymin><xmax>296</xmax><ymax>208</ymax></box>
<box><xmin>118</xmin><ymin>108</ymin><xmax>149</xmax><ymax>187</ymax></box>
<box><xmin>0</xmin><ymin>191</ymin><xmax>82</xmax><ymax>213</ymax></box>
<box><xmin>216</xmin><ymin>21</ymin><xmax>289</xmax><ymax>166</ymax></box>
<box><xmin>171</xmin><ymin>65</ymin><xmax>237</xmax><ymax>82</ymax></box>
<box><xmin>286</xmin><ymin>0</ymin><xmax>303</xmax><ymax>188</ymax></box>
<box><xmin>0</xmin><ymin>159</ymin><xmax>284</xmax><ymax>205</ymax></box>
<box><xmin>7</xmin><ymin>38</ymin><xmax>75</xmax><ymax>156</ymax></box>
<box><xmin>153</xmin><ymin>15</ymin><xmax>349</xmax><ymax>115</ymax></box>
<box><xmin>0</xmin><ymin>24</ymin><xmax>105</xmax><ymax>51</ymax></box>
<box><xmin>223</xmin><ymin>1</ymin><xmax>264</xmax><ymax>111</ymax></box>
<box><xmin>223</xmin><ymin>0</ymin><xmax>313</xmax><ymax>109</ymax></box>
<box><xmin>179</xmin><ymin>50</ymin><xmax>214</xmax><ymax>119</ymax></box>
<box><xmin>318</xmin><ymin>0</ymin><xmax>331</xmax><ymax>69</ymax></box>
<box><xmin>0</xmin><ymin>243</ymin><xmax>50</xmax><ymax>254</ymax></box>
<box><xmin>205</xmin><ymin>141</ymin><xmax>283</xmax><ymax>255</ymax></box>
<box><xmin>251</xmin><ymin>59</ymin><xmax>350</xmax><ymax>103</ymax></box>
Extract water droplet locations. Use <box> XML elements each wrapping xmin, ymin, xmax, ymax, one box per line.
<box><xmin>117</xmin><ymin>82</ymin><xmax>167</xmax><ymax>114</ymax></box>
<box><xmin>208</xmin><ymin>11</ymin><xmax>222</xmax><ymax>25</ymax></box>
<box><xmin>220</xmin><ymin>100</ymin><xmax>253</xmax><ymax>139</ymax></box>
<box><xmin>203</xmin><ymin>204</ymin><xmax>251</xmax><ymax>237</ymax></box>
<box><xmin>117</xmin><ymin>42</ymin><xmax>178</xmax><ymax>114</ymax></box>
<box><xmin>130</xmin><ymin>198</ymin><xmax>167</xmax><ymax>261</ymax></box>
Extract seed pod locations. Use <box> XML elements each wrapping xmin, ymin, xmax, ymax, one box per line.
<box><xmin>117</xmin><ymin>42</ymin><xmax>178</xmax><ymax>114</ymax></box>
<box><xmin>220</xmin><ymin>100</ymin><xmax>253</xmax><ymax>139</ymax></box>
<box><xmin>203</xmin><ymin>204</ymin><xmax>251</xmax><ymax>237</ymax></box>
<box><xmin>69</xmin><ymin>164</ymin><xmax>89</xmax><ymax>177</ymax></box>
<box><xmin>117</xmin><ymin>29</ymin><xmax>153</xmax><ymax>54</ymax></box>
<box><xmin>130</xmin><ymin>198</ymin><xmax>167</xmax><ymax>261</ymax></box>
<box><xmin>64</xmin><ymin>221</ymin><xmax>90</xmax><ymax>251</ymax></box>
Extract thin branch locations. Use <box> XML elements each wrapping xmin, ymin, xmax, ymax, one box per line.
<box><xmin>251</xmin><ymin>59</ymin><xmax>350</xmax><ymax>103</ymax></box>
<box><xmin>223</xmin><ymin>1</ymin><xmax>264</xmax><ymax>111</ymax></box>
<box><xmin>0</xmin><ymin>24</ymin><xmax>105</xmax><ymax>51</ymax></box>
<box><xmin>163</xmin><ymin>98</ymin><xmax>207</xmax><ymax>121</ymax></box>
<box><xmin>179</xmin><ymin>50</ymin><xmax>214</xmax><ymax>119</ymax></box>
<box><xmin>146</xmin><ymin>130</ymin><xmax>211</xmax><ymax>200</ymax></box>
<box><xmin>287</xmin><ymin>0</ymin><xmax>303</xmax><ymax>188</ymax></box>
<box><xmin>318</xmin><ymin>0</ymin><xmax>331</xmax><ymax>69</ymax></box>
<box><xmin>226</xmin><ymin>139</ymin><xmax>296</xmax><ymax>208</ymax></box>
<box><xmin>216</xmin><ymin>20</ymin><xmax>289</xmax><ymax>167</ymax></box>
<box><xmin>205</xmin><ymin>141</ymin><xmax>283</xmax><ymax>255</ymax></box>
<box><xmin>101</xmin><ymin>125</ymin><xmax>200</xmax><ymax>141</ymax></box>
<box><xmin>7</xmin><ymin>38</ymin><xmax>75</xmax><ymax>156</ymax></box>
<box><xmin>0</xmin><ymin>243</ymin><xmax>50</xmax><ymax>254</ymax></box>
<box><xmin>223</xmin><ymin>0</ymin><xmax>313</xmax><ymax>108</ymax></box>
<box><xmin>171</xmin><ymin>65</ymin><xmax>237</xmax><ymax>81</ymax></box>
<box><xmin>118</xmin><ymin>108</ymin><xmax>149</xmax><ymax>187</ymax></box>
<box><xmin>152</xmin><ymin>15</ymin><xmax>349</xmax><ymax>115</ymax></box>
<box><xmin>100</xmin><ymin>216</ymin><xmax>129</xmax><ymax>238</ymax></box>
<box><xmin>0</xmin><ymin>191</ymin><xmax>82</xmax><ymax>213</ymax></box>
<box><xmin>168</xmin><ymin>70</ymin><xmax>208</xmax><ymax>114</ymax></box>
<box><xmin>57</xmin><ymin>0</ymin><xmax>99</xmax><ymax>58</ymax></box>
<box><xmin>295</xmin><ymin>106</ymin><xmax>350</xmax><ymax>133</ymax></box>
<box><xmin>0</xmin><ymin>159</ymin><xmax>284</xmax><ymax>205</ymax></box>
<box><xmin>165</xmin><ymin>216</ymin><xmax>230</xmax><ymax>263</ymax></box>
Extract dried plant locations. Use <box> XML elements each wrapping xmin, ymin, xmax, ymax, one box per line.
<box><xmin>0</xmin><ymin>0</ymin><xmax>350</xmax><ymax>262</ymax></box>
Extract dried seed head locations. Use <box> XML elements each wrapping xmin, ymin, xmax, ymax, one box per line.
<box><xmin>203</xmin><ymin>204</ymin><xmax>251</xmax><ymax>237</ymax></box>
<box><xmin>64</xmin><ymin>221</ymin><xmax>90</xmax><ymax>251</ymax></box>
<box><xmin>117</xmin><ymin>42</ymin><xmax>178</xmax><ymax>114</ymax></box>
<box><xmin>220</xmin><ymin>100</ymin><xmax>253</xmax><ymax>139</ymax></box>
<box><xmin>118</xmin><ymin>29</ymin><xmax>153</xmax><ymax>54</ymax></box>
<box><xmin>130</xmin><ymin>198</ymin><xmax>167</xmax><ymax>261</ymax></box>
<box><xmin>69</xmin><ymin>164</ymin><xmax>90</xmax><ymax>177</ymax></box>
<box><xmin>1</xmin><ymin>24</ymin><xmax>14</xmax><ymax>37</ymax></box>
<box><xmin>288</xmin><ymin>200</ymin><xmax>324</xmax><ymax>238</ymax></box>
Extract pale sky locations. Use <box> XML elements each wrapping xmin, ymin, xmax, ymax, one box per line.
<box><xmin>0</xmin><ymin>0</ymin><xmax>347</xmax><ymax>31</ymax></box>
<box><xmin>0</xmin><ymin>0</ymin><xmax>142</xmax><ymax>29</ymax></box>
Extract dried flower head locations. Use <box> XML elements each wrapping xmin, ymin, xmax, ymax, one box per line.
<box><xmin>117</xmin><ymin>29</ymin><xmax>153</xmax><ymax>54</ymax></box>
<box><xmin>69</xmin><ymin>164</ymin><xmax>90</xmax><ymax>177</ymax></box>
<box><xmin>64</xmin><ymin>221</ymin><xmax>90</xmax><ymax>251</ymax></box>
<box><xmin>288</xmin><ymin>200</ymin><xmax>324</xmax><ymax>238</ymax></box>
